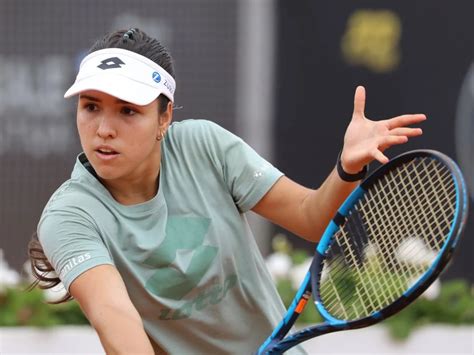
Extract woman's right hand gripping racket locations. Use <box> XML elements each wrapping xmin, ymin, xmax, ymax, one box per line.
<box><xmin>258</xmin><ymin>149</ymin><xmax>469</xmax><ymax>354</ymax></box>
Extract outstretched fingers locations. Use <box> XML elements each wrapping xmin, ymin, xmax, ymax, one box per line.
<box><xmin>372</xmin><ymin>149</ymin><xmax>389</xmax><ymax>164</ymax></box>
<box><xmin>378</xmin><ymin>135</ymin><xmax>409</xmax><ymax>149</ymax></box>
<box><xmin>389</xmin><ymin>127</ymin><xmax>423</xmax><ymax>137</ymax></box>
<box><xmin>386</xmin><ymin>114</ymin><xmax>426</xmax><ymax>129</ymax></box>
<box><xmin>352</xmin><ymin>86</ymin><xmax>366</xmax><ymax>119</ymax></box>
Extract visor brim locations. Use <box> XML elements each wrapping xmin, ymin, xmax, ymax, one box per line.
<box><xmin>64</xmin><ymin>74</ymin><xmax>160</xmax><ymax>106</ymax></box>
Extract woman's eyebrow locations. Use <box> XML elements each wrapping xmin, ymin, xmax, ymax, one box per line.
<box><xmin>79</xmin><ymin>94</ymin><xmax>101</xmax><ymax>102</ymax></box>
<box><xmin>78</xmin><ymin>95</ymin><xmax>133</xmax><ymax>106</ymax></box>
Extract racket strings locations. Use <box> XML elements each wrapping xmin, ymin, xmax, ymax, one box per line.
<box><xmin>365</xmin><ymin>159</ymin><xmax>454</xmax><ymax>268</ymax></box>
<box><xmin>366</xmin><ymin>158</ymin><xmax>455</xmax><ymax>298</ymax></box>
<box><xmin>323</xmin><ymin>160</ymin><xmax>454</xmax><ymax>314</ymax></box>
<box><xmin>365</xmin><ymin>163</ymin><xmax>452</xmax><ymax>267</ymax></box>
<box><xmin>327</xmin><ymin>228</ymin><xmax>387</xmax><ymax>317</ymax></box>
<box><xmin>319</xmin><ymin>157</ymin><xmax>456</xmax><ymax>320</ymax></box>
<box><xmin>399</xmin><ymin>159</ymin><xmax>456</xmax><ymax>250</ymax></box>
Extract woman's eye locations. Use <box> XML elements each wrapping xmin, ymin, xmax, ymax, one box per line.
<box><xmin>121</xmin><ymin>107</ymin><xmax>137</xmax><ymax>116</ymax></box>
<box><xmin>84</xmin><ymin>103</ymin><xmax>98</xmax><ymax>112</ymax></box>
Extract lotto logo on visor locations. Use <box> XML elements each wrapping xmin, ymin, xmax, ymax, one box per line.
<box><xmin>98</xmin><ymin>57</ymin><xmax>125</xmax><ymax>70</ymax></box>
<box><xmin>64</xmin><ymin>48</ymin><xmax>175</xmax><ymax>105</ymax></box>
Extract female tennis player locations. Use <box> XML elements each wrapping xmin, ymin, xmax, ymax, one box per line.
<box><xmin>28</xmin><ymin>28</ymin><xmax>425</xmax><ymax>354</ymax></box>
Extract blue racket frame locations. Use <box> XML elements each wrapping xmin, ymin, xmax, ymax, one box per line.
<box><xmin>258</xmin><ymin>150</ymin><xmax>469</xmax><ymax>354</ymax></box>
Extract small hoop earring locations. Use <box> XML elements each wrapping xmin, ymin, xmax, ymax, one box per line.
<box><xmin>156</xmin><ymin>130</ymin><xmax>165</xmax><ymax>141</ymax></box>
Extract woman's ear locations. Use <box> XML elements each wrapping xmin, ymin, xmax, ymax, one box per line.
<box><xmin>158</xmin><ymin>101</ymin><xmax>173</xmax><ymax>130</ymax></box>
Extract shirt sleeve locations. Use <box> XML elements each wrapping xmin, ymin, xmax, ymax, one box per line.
<box><xmin>202</xmin><ymin>120</ymin><xmax>284</xmax><ymax>212</ymax></box>
<box><xmin>37</xmin><ymin>210</ymin><xmax>114</xmax><ymax>291</ymax></box>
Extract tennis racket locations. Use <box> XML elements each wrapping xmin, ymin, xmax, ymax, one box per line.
<box><xmin>258</xmin><ymin>149</ymin><xmax>469</xmax><ymax>354</ymax></box>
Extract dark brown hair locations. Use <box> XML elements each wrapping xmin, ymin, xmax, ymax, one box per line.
<box><xmin>27</xmin><ymin>233</ymin><xmax>70</xmax><ymax>303</ymax></box>
<box><xmin>27</xmin><ymin>28</ymin><xmax>175</xmax><ymax>303</ymax></box>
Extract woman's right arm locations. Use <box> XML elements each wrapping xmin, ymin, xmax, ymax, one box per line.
<box><xmin>69</xmin><ymin>264</ymin><xmax>155</xmax><ymax>355</ymax></box>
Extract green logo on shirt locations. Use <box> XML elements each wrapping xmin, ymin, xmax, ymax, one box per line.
<box><xmin>144</xmin><ymin>216</ymin><xmax>218</xmax><ymax>300</ymax></box>
<box><xmin>158</xmin><ymin>273</ymin><xmax>237</xmax><ymax>321</ymax></box>
<box><xmin>144</xmin><ymin>216</ymin><xmax>238</xmax><ymax>320</ymax></box>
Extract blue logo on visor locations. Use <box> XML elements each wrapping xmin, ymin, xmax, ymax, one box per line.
<box><xmin>152</xmin><ymin>72</ymin><xmax>161</xmax><ymax>83</ymax></box>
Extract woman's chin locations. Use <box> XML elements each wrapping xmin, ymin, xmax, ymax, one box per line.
<box><xmin>95</xmin><ymin>169</ymin><xmax>124</xmax><ymax>181</ymax></box>
<box><xmin>89</xmin><ymin>163</ymin><xmax>125</xmax><ymax>181</ymax></box>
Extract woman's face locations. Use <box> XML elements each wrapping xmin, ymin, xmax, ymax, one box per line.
<box><xmin>76</xmin><ymin>90</ymin><xmax>168</xmax><ymax>182</ymax></box>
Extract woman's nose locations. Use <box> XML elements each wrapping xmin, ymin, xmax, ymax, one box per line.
<box><xmin>96</xmin><ymin>114</ymin><xmax>117</xmax><ymax>139</ymax></box>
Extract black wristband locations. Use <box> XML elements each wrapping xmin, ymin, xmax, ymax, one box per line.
<box><xmin>336</xmin><ymin>151</ymin><xmax>368</xmax><ymax>182</ymax></box>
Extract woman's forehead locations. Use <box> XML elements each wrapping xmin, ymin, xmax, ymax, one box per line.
<box><xmin>79</xmin><ymin>90</ymin><xmax>157</xmax><ymax>109</ymax></box>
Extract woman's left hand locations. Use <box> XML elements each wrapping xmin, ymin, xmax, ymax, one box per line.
<box><xmin>341</xmin><ymin>85</ymin><xmax>426</xmax><ymax>174</ymax></box>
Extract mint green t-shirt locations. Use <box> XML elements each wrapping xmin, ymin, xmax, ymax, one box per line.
<box><xmin>38</xmin><ymin>119</ymin><xmax>302</xmax><ymax>354</ymax></box>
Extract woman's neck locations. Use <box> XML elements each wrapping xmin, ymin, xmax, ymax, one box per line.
<box><xmin>104</xmin><ymin>172</ymin><xmax>160</xmax><ymax>205</ymax></box>
<box><xmin>100</xmin><ymin>154</ymin><xmax>162</xmax><ymax>206</ymax></box>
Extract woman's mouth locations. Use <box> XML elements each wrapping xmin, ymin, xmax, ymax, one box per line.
<box><xmin>95</xmin><ymin>148</ymin><xmax>119</xmax><ymax>160</ymax></box>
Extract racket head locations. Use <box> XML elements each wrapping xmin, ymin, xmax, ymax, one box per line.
<box><xmin>311</xmin><ymin>149</ymin><xmax>469</xmax><ymax>328</ymax></box>
<box><xmin>258</xmin><ymin>150</ymin><xmax>469</xmax><ymax>354</ymax></box>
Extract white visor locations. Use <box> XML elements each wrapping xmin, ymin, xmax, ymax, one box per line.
<box><xmin>64</xmin><ymin>48</ymin><xmax>175</xmax><ymax>105</ymax></box>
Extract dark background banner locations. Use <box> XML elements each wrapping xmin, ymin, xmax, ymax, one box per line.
<box><xmin>274</xmin><ymin>1</ymin><xmax>474</xmax><ymax>281</ymax></box>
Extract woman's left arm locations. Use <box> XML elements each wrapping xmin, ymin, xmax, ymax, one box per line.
<box><xmin>252</xmin><ymin>86</ymin><xmax>426</xmax><ymax>242</ymax></box>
